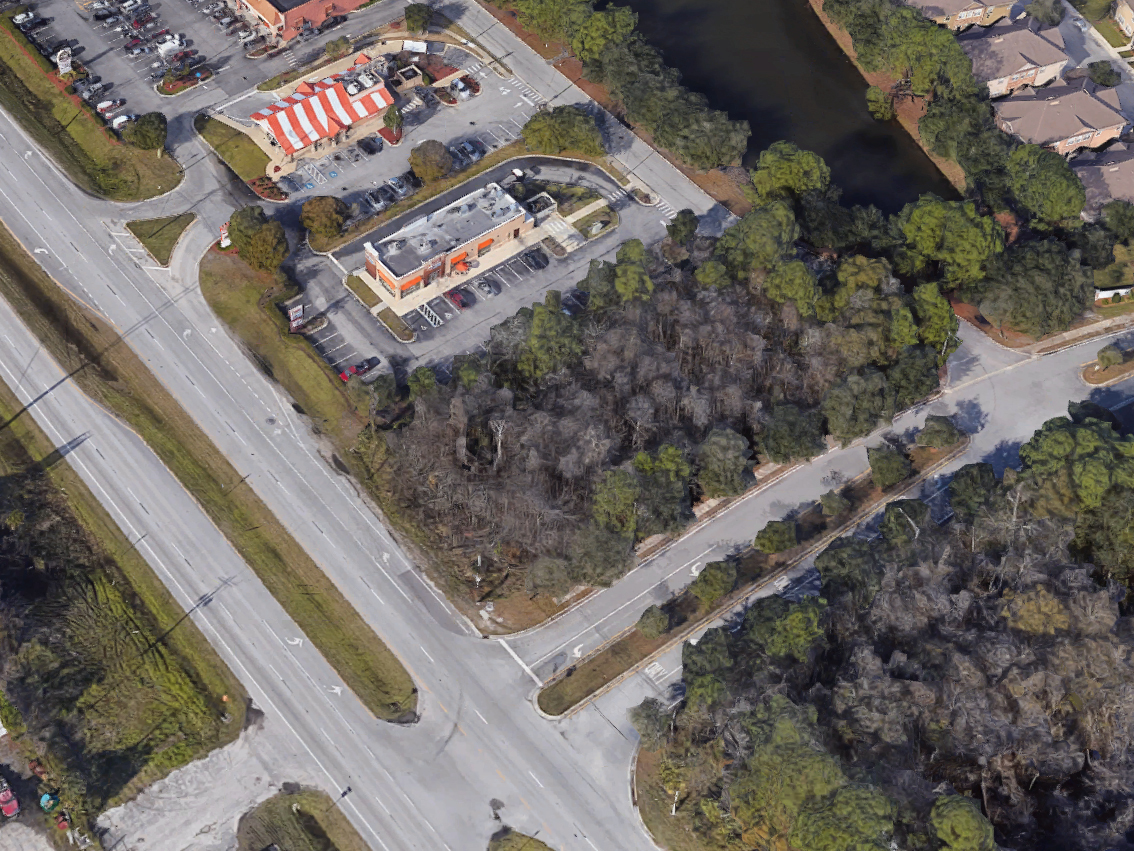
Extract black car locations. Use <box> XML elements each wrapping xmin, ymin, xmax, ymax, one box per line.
<box><xmin>523</xmin><ymin>249</ymin><xmax>549</xmax><ymax>270</ymax></box>
<box><xmin>319</xmin><ymin>14</ymin><xmax>346</xmax><ymax>31</ymax></box>
<box><xmin>357</xmin><ymin>135</ymin><xmax>382</xmax><ymax>155</ymax></box>
<box><xmin>94</xmin><ymin>9</ymin><xmax>114</xmax><ymax>19</ymax></box>
<box><xmin>374</xmin><ymin>185</ymin><xmax>397</xmax><ymax>206</ymax></box>
<box><xmin>401</xmin><ymin>171</ymin><xmax>423</xmax><ymax>191</ymax></box>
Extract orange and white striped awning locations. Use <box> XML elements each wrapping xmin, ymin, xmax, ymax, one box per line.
<box><xmin>250</xmin><ymin>76</ymin><xmax>394</xmax><ymax>156</ymax></box>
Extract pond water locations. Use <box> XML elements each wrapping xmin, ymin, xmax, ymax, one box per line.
<box><xmin>622</xmin><ymin>0</ymin><xmax>960</xmax><ymax>211</ymax></box>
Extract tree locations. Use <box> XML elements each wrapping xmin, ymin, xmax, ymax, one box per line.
<box><xmin>948</xmin><ymin>462</ymin><xmax>997</xmax><ymax>519</ymax></box>
<box><xmin>408</xmin><ymin>140</ymin><xmax>453</xmax><ymax>183</ymax></box>
<box><xmin>895</xmin><ymin>195</ymin><xmax>1004</xmax><ymax>288</ymax></box>
<box><xmin>868</xmin><ymin>445</ymin><xmax>910</xmax><ymax>490</ymax></box>
<box><xmin>123</xmin><ymin>112</ymin><xmax>166</xmax><ymax>150</ymax></box>
<box><xmin>407</xmin><ymin>366</ymin><xmax>436</xmax><ymax>399</ymax></box>
<box><xmin>228</xmin><ymin>205</ymin><xmax>268</xmax><ymax>254</ymax></box>
<box><xmin>1089</xmin><ymin>60</ymin><xmax>1122</xmax><ymax>87</ymax></box>
<box><xmin>880</xmin><ymin>498</ymin><xmax>929</xmax><ymax>545</ymax></box>
<box><xmin>1103</xmin><ymin>199</ymin><xmax>1134</xmax><ymax>241</ymax></box>
<box><xmin>912</xmin><ymin>281</ymin><xmax>959</xmax><ymax>363</ymax></box>
<box><xmin>629</xmin><ymin>697</ymin><xmax>669</xmax><ymax>749</ymax></box>
<box><xmin>749</xmin><ymin>140</ymin><xmax>831</xmax><ymax>203</ymax></box>
<box><xmin>521</xmin><ymin>105</ymin><xmax>604</xmax><ymax>156</ymax></box>
<box><xmin>1025</xmin><ymin>0</ymin><xmax>1064</xmax><ymax>24</ymax></box>
<box><xmin>383</xmin><ymin>105</ymin><xmax>404</xmax><ymax>131</ymax></box>
<box><xmin>637</xmin><ymin>605</ymin><xmax>669</xmax><ymax>639</ymax></box>
<box><xmin>715</xmin><ymin>202</ymin><xmax>800</xmax><ymax>278</ymax></box>
<box><xmin>591</xmin><ymin>468</ymin><xmax>641</xmax><ymax>536</ymax></box>
<box><xmin>815</xmin><ymin>538</ymin><xmax>880</xmax><ymax>605</ymax></box>
<box><xmin>822</xmin><ymin>368</ymin><xmax>890</xmax><ymax>443</ymax></box>
<box><xmin>568</xmin><ymin>524</ymin><xmax>634</xmax><ymax>586</ymax></box>
<box><xmin>613</xmin><ymin>261</ymin><xmax>654</xmax><ymax>303</ymax></box>
<box><xmin>693</xmin><ymin>259</ymin><xmax>731</xmax><ymax>289</ymax></box>
<box><xmin>526</xmin><ymin>556</ymin><xmax>571</xmax><ymax>597</ymax></box>
<box><xmin>1098</xmin><ymin>343</ymin><xmax>1124</xmax><ymax>369</ymax></box>
<box><xmin>300</xmin><ymin>196</ymin><xmax>348</xmax><ymax>240</ymax></box>
<box><xmin>744</xmin><ymin>596</ymin><xmax>826</xmax><ymax>661</ymax></box>
<box><xmin>1018</xmin><ymin>413</ymin><xmax>1134</xmax><ymax>515</ymax></box>
<box><xmin>696</xmin><ymin>428</ymin><xmax>751</xmax><ymax>497</ymax></box>
<box><xmin>242</xmin><ymin>220</ymin><xmax>288</xmax><ymax>272</ymax></box>
<box><xmin>886</xmin><ymin>345</ymin><xmax>940</xmax><ymax>412</ymax></box>
<box><xmin>571</xmin><ymin>6</ymin><xmax>636</xmax><ymax>64</ymax></box>
<box><xmin>763</xmin><ymin>260</ymin><xmax>817</xmax><ymax>315</ymax></box>
<box><xmin>930</xmin><ymin>795</ymin><xmax>995</xmax><ymax>851</ymax></box>
<box><xmin>688</xmin><ymin>560</ymin><xmax>736</xmax><ymax>609</ymax></box>
<box><xmin>404</xmin><ymin>3</ymin><xmax>433</xmax><ymax>33</ymax></box>
<box><xmin>633</xmin><ymin>445</ymin><xmax>691</xmax><ymax>536</ymax></box>
<box><xmin>616</xmin><ymin>239</ymin><xmax>648</xmax><ymax>266</ymax></box>
<box><xmin>754</xmin><ymin>519</ymin><xmax>797</xmax><ymax>554</ymax></box>
<box><xmin>821</xmin><ymin>489</ymin><xmax>851</xmax><ymax>517</ymax></box>
<box><xmin>916</xmin><ymin>414</ymin><xmax>961</xmax><ymax>448</ymax></box>
<box><xmin>683</xmin><ymin>627</ymin><xmax>731</xmax><ymax>677</ymax></box>
<box><xmin>518</xmin><ymin>291</ymin><xmax>582</xmax><ymax>379</ymax></box>
<box><xmin>761</xmin><ymin>405</ymin><xmax>825</xmax><ymax>463</ymax></box>
<box><xmin>1007</xmin><ymin>145</ymin><xmax>1085</xmax><ymax>226</ymax></box>
<box><xmin>865</xmin><ymin>85</ymin><xmax>895</xmax><ymax>120</ymax></box>
<box><xmin>790</xmin><ymin>787</ymin><xmax>895</xmax><ymax>851</ymax></box>
<box><xmin>667</xmin><ymin>209</ymin><xmax>698</xmax><ymax>245</ymax></box>
<box><xmin>324</xmin><ymin>35</ymin><xmax>350</xmax><ymax>58</ymax></box>
<box><xmin>977</xmin><ymin>240</ymin><xmax>1092</xmax><ymax>338</ymax></box>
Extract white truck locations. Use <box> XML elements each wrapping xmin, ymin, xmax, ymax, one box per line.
<box><xmin>157</xmin><ymin>37</ymin><xmax>184</xmax><ymax>58</ymax></box>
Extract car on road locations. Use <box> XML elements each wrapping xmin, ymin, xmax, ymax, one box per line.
<box><xmin>319</xmin><ymin>14</ymin><xmax>346</xmax><ymax>31</ymax></box>
<box><xmin>1073</xmin><ymin>17</ymin><xmax>1089</xmax><ymax>31</ymax></box>
<box><xmin>386</xmin><ymin>175</ymin><xmax>411</xmax><ymax>199</ymax></box>
<box><xmin>474</xmin><ymin>278</ymin><xmax>498</xmax><ymax>298</ymax></box>
<box><xmin>357</xmin><ymin>135</ymin><xmax>382</xmax><ymax>155</ymax></box>
<box><xmin>523</xmin><ymin>248</ymin><xmax>549</xmax><ymax>270</ymax></box>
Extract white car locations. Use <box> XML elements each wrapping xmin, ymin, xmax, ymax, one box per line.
<box><xmin>155</xmin><ymin>32</ymin><xmax>176</xmax><ymax>43</ymax></box>
<box><xmin>111</xmin><ymin>114</ymin><xmax>136</xmax><ymax>130</ymax></box>
<box><xmin>12</xmin><ymin>11</ymin><xmax>35</xmax><ymax>24</ymax></box>
<box><xmin>1073</xmin><ymin>17</ymin><xmax>1090</xmax><ymax>31</ymax></box>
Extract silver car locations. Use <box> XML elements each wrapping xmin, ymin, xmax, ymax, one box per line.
<box><xmin>386</xmin><ymin>176</ymin><xmax>410</xmax><ymax>198</ymax></box>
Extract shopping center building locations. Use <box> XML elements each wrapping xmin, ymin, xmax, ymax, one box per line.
<box><xmin>357</xmin><ymin>183</ymin><xmax>535</xmax><ymax>313</ymax></box>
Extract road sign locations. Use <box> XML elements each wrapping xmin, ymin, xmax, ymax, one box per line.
<box><xmin>287</xmin><ymin>303</ymin><xmax>304</xmax><ymax>331</ymax></box>
<box><xmin>219</xmin><ymin>221</ymin><xmax>231</xmax><ymax>248</ymax></box>
<box><xmin>56</xmin><ymin>48</ymin><xmax>72</xmax><ymax>75</ymax></box>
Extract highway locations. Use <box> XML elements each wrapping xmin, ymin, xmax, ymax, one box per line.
<box><xmin>0</xmin><ymin>1</ymin><xmax>1131</xmax><ymax>849</ymax></box>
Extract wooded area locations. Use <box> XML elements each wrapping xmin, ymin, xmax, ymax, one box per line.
<box><xmin>364</xmin><ymin>146</ymin><xmax>960</xmax><ymax>606</ymax></box>
<box><xmin>634</xmin><ymin>404</ymin><xmax>1134</xmax><ymax>851</ymax></box>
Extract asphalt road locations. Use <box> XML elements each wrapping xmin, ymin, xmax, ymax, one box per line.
<box><xmin>1</xmin><ymin>2</ymin><xmax>1133</xmax><ymax>850</ymax></box>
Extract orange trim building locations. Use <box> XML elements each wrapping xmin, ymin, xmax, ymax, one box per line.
<box><xmin>242</xmin><ymin>0</ymin><xmax>367</xmax><ymax>41</ymax></box>
<box><xmin>357</xmin><ymin>182</ymin><xmax>534</xmax><ymax>312</ymax></box>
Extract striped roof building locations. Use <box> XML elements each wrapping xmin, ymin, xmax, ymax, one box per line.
<box><xmin>250</xmin><ymin>61</ymin><xmax>394</xmax><ymax>156</ymax></box>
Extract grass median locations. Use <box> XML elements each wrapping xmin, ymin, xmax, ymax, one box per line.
<box><xmin>0</xmin><ymin>347</ymin><xmax>247</xmax><ymax>827</ymax></box>
<box><xmin>238</xmin><ymin>788</ymin><xmax>371</xmax><ymax>851</ymax></box>
<box><xmin>126</xmin><ymin>213</ymin><xmax>196</xmax><ymax>266</ymax></box>
<box><xmin>0</xmin><ymin>10</ymin><xmax>182</xmax><ymax>200</ymax></box>
<box><xmin>0</xmin><ymin>223</ymin><xmax>416</xmax><ymax>721</ymax></box>
<box><xmin>537</xmin><ymin>437</ymin><xmax>969</xmax><ymax>716</ymax></box>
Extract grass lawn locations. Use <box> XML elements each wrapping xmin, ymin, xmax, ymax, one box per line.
<box><xmin>0</xmin><ymin>332</ymin><xmax>246</xmax><ymax>827</ymax></box>
<box><xmin>126</xmin><ymin>213</ymin><xmax>196</xmax><ymax>265</ymax></box>
<box><xmin>488</xmin><ymin>827</ymin><xmax>554</xmax><ymax>851</ymax></box>
<box><xmin>237</xmin><ymin>788</ymin><xmax>371</xmax><ymax>851</ymax></box>
<box><xmin>573</xmin><ymin>206</ymin><xmax>618</xmax><ymax>238</ymax></box>
<box><xmin>0</xmin><ymin>10</ymin><xmax>181</xmax><ymax>200</ymax></box>
<box><xmin>1095</xmin><ymin>17</ymin><xmax>1130</xmax><ymax>47</ymax></box>
<box><xmin>194</xmin><ymin>114</ymin><xmax>270</xmax><ymax>181</ymax></box>
<box><xmin>377</xmin><ymin>306</ymin><xmax>415</xmax><ymax>342</ymax></box>
<box><xmin>199</xmin><ymin>249</ymin><xmax>416</xmax><ymax>719</ymax></box>
<box><xmin>346</xmin><ymin>273</ymin><xmax>381</xmax><ymax>309</ymax></box>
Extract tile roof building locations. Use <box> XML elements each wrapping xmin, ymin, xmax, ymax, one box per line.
<box><xmin>1073</xmin><ymin>142</ymin><xmax>1134</xmax><ymax>214</ymax></box>
<box><xmin>957</xmin><ymin>18</ymin><xmax>1068</xmax><ymax>97</ymax></box>
<box><xmin>358</xmin><ymin>183</ymin><xmax>535</xmax><ymax>313</ymax></box>
<box><xmin>905</xmin><ymin>0</ymin><xmax>1014</xmax><ymax>29</ymax></box>
<box><xmin>994</xmin><ymin>80</ymin><xmax>1128</xmax><ymax>156</ymax></box>
<box><xmin>250</xmin><ymin>59</ymin><xmax>394</xmax><ymax>156</ymax></box>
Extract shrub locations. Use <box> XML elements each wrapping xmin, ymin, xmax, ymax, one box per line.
<box><xmin>689</xmin><ymin>560</ymin><xmax>736</xmax><ymax>610</ymax></box>
<box><xmin>868</xmin><ymin>446</ymin><xmax>911</xmax><ymax>491</ymax></box>
<box><xmin>408</xmin><ymin>139</ymin><xmax>452</xmax><ymax>183</ymax></box>
<box><xmin>1098</xmin><ymin>343</ymin><xmax>1124</xmax><ymax>369</ymax></box>
<box><xmin>820</xmin><ymin>489</ymin><xmax>850</xmax><ymax>517</ymax></box>
<box><xmin>915</xmin><ymin>415</ymin><xmax>962</xmax><ymax>448</ymax></box>
<box><xmin>754</xmin><ymin>519</ymin><xmax>797</xmax><ymax>554</ymax></box>
<box><xmin>637</xmin><ymin>605</ymin><xmax>669</xmax><ymax>639</ymax></box>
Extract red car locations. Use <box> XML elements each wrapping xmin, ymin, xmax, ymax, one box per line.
<box><xmin>0</xmin><ymin>778</ymin><xmax>19</xmax><ymax>818</ymax></box>
<box><xmin>338</xmin><ymin>358</ymin><xmax>379</xmax><ymax>381</ymax></box>
<box><xmin>123</xmin><ymin>37</ymin><xmax>143</xmax><ymax>48</ymax></box>
<box><xmin>338</xmin><ymin>365</ymin><xmax>358</xmax><ymax>382</ymax></box>
<box><xmin>445</xmin><ymin>288</ymin><xmax>467</xmax><ymax>310</ymax></box>
<box><xmin>171</xmin><ymin>49</ymin><xmax>194</xmax><ymax>62</ymax></box>
<box><xmin>147</xmin><ymin>27</ymin><xmax>169</xmax><ymax>40</ymax></box>
<box><xmin>132</xmin><ymin>13</ymin><xmax>154</xmax><ymax>27</ymax></box>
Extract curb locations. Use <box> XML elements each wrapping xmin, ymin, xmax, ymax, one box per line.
<box><xmin>536</xmin><ymin>436</ymin><xmax>971</xmax><ymax>719</ymax></box>
<box><xmin>123</xmin><ymin>212</ymin><xmax>198</xmax><ymax>267</ymax></box>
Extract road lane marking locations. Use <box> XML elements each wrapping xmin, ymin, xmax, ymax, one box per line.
<box><xmin>419</xmin><ymin>645</ymin><xmax>435</xmax><ymax>663</ymax></box>
<box><xmin>528</xmin><ymin>771</ymin><xmax>544</xmax><ymax>788</ymax></box>
<box><xmin>497</xmin><ymin>638</ymin><xmax>543</xmax><ymax>686</ymax></box>
<box><xmin>474</xmin><ymin>708</ymin><xmax>488</xmax><ymax>724</ymax></box>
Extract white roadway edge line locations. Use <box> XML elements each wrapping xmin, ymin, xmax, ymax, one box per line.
<box><xmin>528</xmin><ymin>545</ymin><xmax>717</xmax><ymax>667</ymax></box>
<box><xmin>0</xmin><ymin>347</ymin><xmax>412</xmax><ymax>851</ymax></box>
<box><xmin>497</xmin><ymin>638</ymin><xmax>543</xmax><ymax>686</ymax></box>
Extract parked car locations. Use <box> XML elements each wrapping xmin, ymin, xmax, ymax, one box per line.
<box><xmin>132</xmin><ymin>13</ymin><xmax>155</xmax><ymax>27</ymax></box>
<box><xmin>445</xmin><ymin>288</ymin><xmax>468</xmax><ymax>311</ymax></box>
<box><xmin>12</xmin><ymin>11</ymin><xmax>35</xmax><ymax>25</ymax></box>
<box><xmin>20</xmin><ymin>19</ymin><xmax>50</xmax><ymax>33</ymax></box>
<box><xmin>0</xmin><ymin>778</ymin><xmax>19</xmax><ymax>819</ymax></box>
<box><xmin>459</xmin><ymin>139</ymin><xmax>485</xmax><ymax>163</ymax></box>
<box><xmin>94</xmin><ymin>10</ymin><xmax>115</xmax><ymax>20</ymax></box>
<box><xmin>97</xmin><ymin>98</ymin><xmax>125</xmax><ymax>113</ymax></box>
<box><xmin>365</xmin><ymin>189</ymin><xmax>389</xmax><ymax>213</ymax></box>
<box><xmin>319</xmin><ymin>14</ymin><xmax>346</xmax><ymax>31</ymax></box>
<box><xmin>402</xmin><ymin>171</ymin><xmax>423</xmax><ymax>191</ymax></box>
<box><xmin>126</xmin><ymin>44</ymin><xmax>150</xmax><ymax>55</ymax></box>
<box><xmin>448</xmin><ymin>145</ymin><xmax>470</xmax><ymax>169</ymax></box>
<box><xmin>475</xmin><ymin>277</ymin><xmax>499</xmax><ymax>298</ymax></box>
<box><xmin>450</xmin><ymin>77</ymin><xmax>472</xmax><ymax>100</ymax></box>
<box><xmin>357</xmin><ymin>135</ymin><xmax>382</xmax><ymax>155</ymax></box>
<box><xmin>111</xmin><ymin>114</ymin><xmax>137</xmax><ymax>130</ymax></box>
<box><xmin>91</xmin><ymin>1</ymin><xmax>111</xmax><ymax>8</ymax></box>
<box><xmin>523</xmin><ymin>248</ymin><xmax>549</xmax><ymax>270</ymax></box>
<box><xmin>386</xmin><ymin>175</ymin><xmax>410</xmax><ymax>198</ymax></box>
<box><xmin>459</xmin><ymin>74</ymin><xmax>481</xmax><ymax>95</ymax></box>
<box><xmin>170</xmin><ymin>49</ymin><xmax>194</xmax><ymax>62</ymax></box>
<box><xmin>124</xmin><ymin>37</ymin><xmax>143</xmax><ymax>48</ymax></box>
<box><xmin>216</xmin><ymin>15</ymin><xmax>234</xmax><ymax>25</ymax></box>
<box><xmin>154</xmin><ymin>31</ymin><xmax>176</xmax><ymax>43</ymax></box>
<box><xmin>374</xmin><ymin>185</ymin><xmax>397</xmax><ymax>207</ymax></box>
<box><xmin>202</xmin><ymin>2</ymin><xmax>223</xmax><ymax>11</ymax></box>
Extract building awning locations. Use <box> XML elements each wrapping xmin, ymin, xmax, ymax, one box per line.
<box><xmin>400</xmin><ymin>276</ymin><xmax>423</xmax><ymax>290</ymax></box>
<box><xmin>452</xmin><ymin>261</ymin><xmax>470</xmax><ymax>273</ymax></box>
<box><xmin>477</xmin><ymin>239</ymin><xmax>493</xmax><ymax>250</ymax></box>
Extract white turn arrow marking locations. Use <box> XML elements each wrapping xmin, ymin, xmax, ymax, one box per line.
<box><xmin>572</xmin><ymin>644</ymin><xmax>583</xmax><ymax>658</ymax></box>
<box><xmin>182</xmin><ymin>329</ymin><xmax>192</xmax><ymax>339</ymax></box>
<box><xmin>327</xmin><ymin>685</ymin><xmax>343</xmax><ymax>696</ymax></box>
<box><xmin>33</xmin><ymin>248</ymin><xmax>48</xmax><ymax>255</ymax></box>
<box><xmin>286</xmin><ymin>637</ymin><xmax>304</xmax><ymax>646</ymax></box>
<box><xmin>690</xmin><ymin>562</ymin><xmax>703</xmax><ymax>577</ymax></box>
<box><xmin>108</xmin><ymin>244</ymin><xmax>116</xmax><ymax>254</ymax></box>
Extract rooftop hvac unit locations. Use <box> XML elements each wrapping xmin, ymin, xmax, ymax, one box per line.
<box><xmin>345</xmin><ymin>82</ymin><xmax>360</xmax><ymax>95</ymax></box>
<box><xmin>358</xmin><ymin>72</ymin><xmax>375</xmax><ymax>89</ymax></box>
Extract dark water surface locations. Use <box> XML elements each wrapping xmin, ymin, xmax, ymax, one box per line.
<box><xmin>622</xmin><ymin>0</ymin><xmax>959</xmax><ymax>211</ymax></box>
